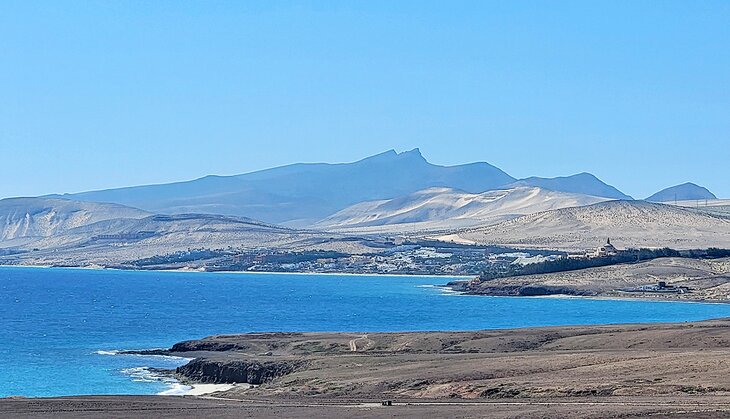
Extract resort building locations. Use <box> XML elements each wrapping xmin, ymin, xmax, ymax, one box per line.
<box><xmin>594</xmin><ymin>238</ymin><xmax>618</xmax><ymax>257</ymax></box>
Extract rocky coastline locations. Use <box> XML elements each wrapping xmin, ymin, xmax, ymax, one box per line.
<box><xmin>123</xmin><ymin>337</ymin><xmax>310</xmax><ymax>386</ymax></box>
<box><xmin>121</xmin><ymin>320</ymin><xmax>730</xmax><ymax>401</ymax></box>
<box><xmin>175</xmin><ymin>358</ymin><xmax>308</xmax><ymax>385</ymax></box>
<box><xmin>18</xmin><ymin>320</ymin><xmax>730</xmax><ymax>417</ymax></box>
<box><xmin>445</xmin><ymin>256</ymin><xmax>730</xmax><ymax>302</ymax></box>
<box><xmin>446</xmin><ymin>279</ymin><xmax>592</xmax><ymax>297</ymax></box>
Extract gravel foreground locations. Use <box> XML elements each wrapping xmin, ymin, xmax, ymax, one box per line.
<box><xmin>3</xmin><ymin>395</ymin><xmax>730</xmax><ymax>418</ymax></box>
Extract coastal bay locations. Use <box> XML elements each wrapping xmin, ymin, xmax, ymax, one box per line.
<box><xmin>8</xmin><ymin>320</ymin><xmax>730</xmax><ymax>418</ymax></box>
<box><xmin>4</xmin><ymin>267</ymin><xmax>730</xmax><ymax>399</ymax></box>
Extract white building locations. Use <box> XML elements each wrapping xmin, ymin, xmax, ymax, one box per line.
<box><xmin>594</xmin><ymin>238</ymin><xmax>618</xmax><ymax>257</ymax></box>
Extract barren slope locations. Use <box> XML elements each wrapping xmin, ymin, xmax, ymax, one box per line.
<box><xmin>0</xmin><ymin>198</ymin><xmax>150</xmax><ymax>243</ymax></box>
<box><xmin>0</xmin><ymin>213</ymin><xmax>385</xmax><ymax>266</ymax></box>
<box><xmin>447</xmin><ymin>200</ymin><xmax>730</xmax><ymax>250</ymax></box>
<box><xmin>450</xmin><ymin>257</ymin><xmax>730</xmax><ymax>302</ymax></box>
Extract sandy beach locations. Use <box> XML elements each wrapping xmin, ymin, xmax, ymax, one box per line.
<box><xmin>184</xmin><ymin>384</ymin><xmax>236</xmax><ymax>396</ymax></box>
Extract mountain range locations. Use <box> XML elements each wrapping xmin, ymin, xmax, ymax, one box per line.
<box><xmin>53</xmin><ymin>149</ymin><xmax>518</xmax><ymax>226</ymax></box>
<box><xmin>509</xmin><ymin>173</ymin><xmax>632</xmax><ymax>200</ymax></box>
<box><xmin>0</xmin><ymin>149</ymin><xmax>725</xmax><ymax>265</ymax></box>
<box><xmin>51</xmin><ymin>148</ymin><xmax>648</xmax><ymax>227</ymax></box>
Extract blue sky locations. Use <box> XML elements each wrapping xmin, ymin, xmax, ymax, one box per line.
<box><xmin>1</xmin><ymin>1</ymin><xmax>728</xmax><ymax>199</ymax></box>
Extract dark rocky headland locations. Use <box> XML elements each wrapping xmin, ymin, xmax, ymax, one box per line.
<box><xmin>136</xmin><ymin>320</ymin><xmax>730</xmax><ymax>400</ymax></box>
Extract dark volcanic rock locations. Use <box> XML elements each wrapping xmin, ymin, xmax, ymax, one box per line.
<box><xmin>170</xmin><ymin>332</ymin><xmax>305</xmax><ymax>352</ymax></box>
<box><xmin>120</xmin><ymin>349</ymin><xmax>171</xmax><ymax>356</ymax></box>
<box><xmin>176</xmin><ymin>358</ymin><xmax>307</xmax><ymax>384</ymax></box>
<box><xmin>447</xmin><ymin>280</ymin><xmax>593</xmax><ymax>297</ymax></box>
<box><xmin>171</xmin><ymin>341</ymin><xmax>250</xmax><ymax>352</ymax></box>
<box><xmin>517</xmin><ymin>285</ymin><xmax>590</xmax><ymax>296</ymax></box>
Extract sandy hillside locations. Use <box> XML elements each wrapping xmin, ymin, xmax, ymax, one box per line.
<box><xmin>316</xmin><ymin>186</ymin><xmax>607</xmax><ymax>232</ymax></box>
<box><xmin>0</xmin><ymin>197</ymin><xmax>150</xmax><ymax>242</ymax></box>
<box><xmin>446</xmin><ymin>200</ymin><xmax>730</xmax><ymax>250</ymax></box>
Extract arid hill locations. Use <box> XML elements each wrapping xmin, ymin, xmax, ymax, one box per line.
<box><xmin>444</xmin><ymin>200</ymin><xmax>730</xmax><ymax>250</ymax></box>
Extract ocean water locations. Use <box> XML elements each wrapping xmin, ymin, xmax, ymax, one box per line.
<box><xmin>3</xmin><ymin>266</ymin><xmax>730</xmax><ymax>397</ymax></box>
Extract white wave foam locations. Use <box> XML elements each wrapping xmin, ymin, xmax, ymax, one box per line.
<box><xmin>101</xmin><ymin>350</ymin><xmax>195</xmax><ymax>396</ymax></box>
<box><xmin>120</xmin><ymin>366</ymin><xmax>192</xmax><ymax>395</ymax></box>
<box><xmin>94</xmin><ymin>349</ymin><xmax>192</xmax><ymax>362</ymax></box>
<box><xmin>434</xmin><ymin>286</ymin><xmax>465</xmax><ymax>296</ymax></box>
<box><xmin>438</xmin><ymin>287</ymin><xmax>461</xmax><ymax>294</ymax></box>
<box><xmin>158</xmin><ymin>382</ymin><xmax>193</xmax><ymax>396</ymax></box>
<box><xmin>121</xmin><ymin>366</ymin><xmax>168</xmax><ymax>383</ymax></box>
<box><xmin>419</xmin><ymin>284</ymin><xmax>457</xmax><ymax>292</ymax></box>
<box><xmin>416</xmin><ymin>284</ymin><xmax>464</xmax><ymax>295</ymax></box>
<box><xmin>119</xmin><ymin>365</ymin><xmax>235</xmax><ymax>396</ymax></box>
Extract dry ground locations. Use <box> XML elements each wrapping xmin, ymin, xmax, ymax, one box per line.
<box><xmin>3</xmin><ymin>395</ymin><xmax>730</xmax><ymax>418</ymax></box>
<box><xmin>7</xmin><ymin>320</ymin><xmax>730</xmax><ymax>417</ymax></box>
<box><xmin>174</xmin><ymin>321</ymin><xmax>730</xmax><ymax>401</ymax></box>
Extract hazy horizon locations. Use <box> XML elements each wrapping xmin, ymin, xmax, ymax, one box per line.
<box><xmin>1</xmin><ymin>147</ymin><xmax>724</xmax><ymax>201</ymax></box>
<box><xmin>2</xmin><ymin>1</ymin><xmax>728</xmax><ymax>199</ymax></box>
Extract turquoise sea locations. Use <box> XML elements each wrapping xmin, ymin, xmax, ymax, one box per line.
<box><xmin>3</xmin><ymin>266</ymin><xmax>730</xmax><ymax>397</ymax></box>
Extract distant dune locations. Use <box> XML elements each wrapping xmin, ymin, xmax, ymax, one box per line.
<box><xmin>447</xmin><ymin>200</ymin><xmax>730</xmax><ymax>250</ymax></box>
<box><xmin>316</xmin><ymin>186</ymin><xmax>608</xmax><ymax>231</ymax></box>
